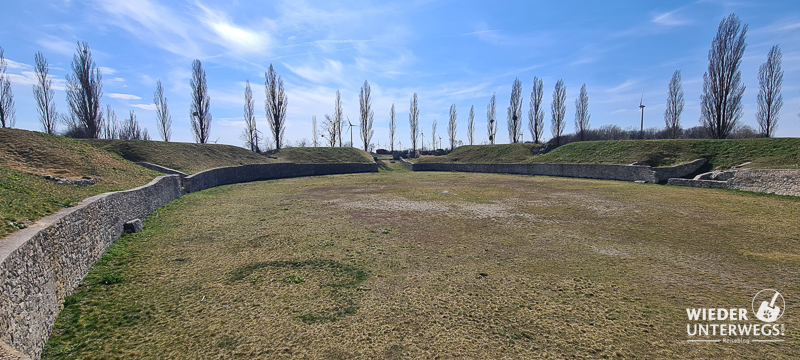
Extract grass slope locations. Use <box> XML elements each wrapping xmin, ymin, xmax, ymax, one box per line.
<box><xmin>44</xmin><ymin>172</ymin><xmax>800</xmax><ymax>359</ymax></box>
<box><xmin>414</xmin><ymin>139</ymin><xmax>800</xmax><ymax>169</ymax></box>
<box><xmin>414</xmin><ymin>143</ymin><xmax>540</xmax><ymax>163</ymax></box>
<box><xmin>537</xmin><ymin>138</ymin><xmax>800</xmax><ymax>169</ymax></box>
<box><xmin>269</xmin><ymin>147</ymin><xmax>374</xmax><ymax>164</ymax></box>
<box><xmin>86</xmin><ymin>141</ymin><xmax>375</xmax><ymax>174</ymax></box>
<box><xmin>0</xmin><ymin>129</ymin><xmax>158</xmax><ymax>238</ymax></box>
<box><xmin>84</xmin><ymin>139</ymin><xmax>272</xmax><ymax>174</ymax></box>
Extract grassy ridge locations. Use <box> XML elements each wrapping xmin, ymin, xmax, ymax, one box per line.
<box><xmin>0</xmin><ymin>129</ymin><xmax>158</xmax><ymax>238</ymax></box>
<box><xmin>415</xmin><ymin>139</ymin><xmax>800</xmax><ymax>169</ymax></box>
<box><xmin>414</xmin><ymin>143</ymin><xmax>540</xmax><ymax>163</ymax></box>
<box><xmin>537</xmin><ymin>138</ymin><xmax>800</xmax><ymax>169</ymax></box>
<box><xmin>268</xmin><ymin>147</ymin><xmax>375</xmax><ymax>164</ymax></box>
<box><xmin>86</xmin><ymin>141</ymin><xmax>375</xmax><ymax>174</ymax></box>
<box><xmin>84</xmin><ymin>139</ymin><xmax>273</xmax><ymax>174</ymax></box>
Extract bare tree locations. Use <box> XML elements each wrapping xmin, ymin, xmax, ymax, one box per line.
<box><xmin>389</xmin><ymin>103</ymin><xmax>396</xmax><ymax>152</ymax></box>
<box><xmin>241</xmin><ymin>80</ymin><xmax>261</xmax><ymax>152</ymax></box>
<box><xmin>65</xmin><ymin>42</ymin><xmax>103</xmax><ymax>138</ymax></box>
<box><xmin>359</xmin><ymin>80</ymin><xmax>374</xmax><ymax>151</ymax></box>
<box><xmin>756</xmin><ymin>45</ymin><xmax>783</xmax><ymax>138</ymax></box>
<box><xmin>529</xmin><ymin>76</ymin><xmax>545</xmax><ymax>144</ymax></box>
<box><xmin>312</xmin><ymin>116</ymin><xmax>318</xmax><ymax>147</ymax></box>
<box><xmin>409</xmin><ymin>93</ymin><xmax>419</xmax><ymax>153</ymax></box>
<box><xmin>664</xmin><ymin>70</ymin><xmax>685</xmax><ymax>139</ymax></box>
<box><xmin>574</xmin><ymin>83</ymin><xmax>590</xmax><ymax>141</ymax></box>
<box><xmin>119</xmin><ymin>110</ymin><xmax>144</xmax><ymax>140</ymax></box>
<box><xmin>700</xmin><ymin>14</ymin><xmax>747</xmax><ymax>139</ymax></box>
<box><xmin>431</xmin><ymin>119</ymin><xmax>437</xmax><ymax>150</ymax></box>
<box><xmin>0</xmin><ymin>47</ymin><xmax>15</xmax><ymax>128</ymax></box>
<box><xmin>103</xmin><ymin>104</ymin><xmax>118</xmax><ymax>139</ymax></box>
<box><xmin>323</xmin><ymin>114</ymin><xmax>337</xmax><ymax>146</ymax></box>
<box><xmin>448</xmin><ymin>104</ymin><xmax>457</xmax><ymax>150</ymax></box>
<box><xmin>551</xmin><ymin>79</ymin><xmax>566</xmax><ymax>146</ymax></box>
<box><xmin>154</xmin><ymin>79</ymin><xmax>171</xmax><ymax>142</ymax></box>
<box><xmin>190</xmin><ymin>59</ymin><xmax>211</xmax><ymax>143</ymax></box>
<box><xmin>265</xmin><ymin>64</ymin><xmax>287</xmax><ymax>150</ymax></box>
<box><xmin>507</xmin><ymin>78</ymin><xmax>523</xmax><ymax>143</ymax></box>
<box><xmin>487</xmin><ymin>93</ymin><xmax>497</xmax><ymax>144</ymax></box>
<box><xmin>33</xmin><ymin>52</ymin><xmax>56</xmax><ymax>134</ymax></box>
<box><xmin>467</xmin><ymin>105</ymin><xmax>475</xmax><ymax>145</ymax></box>
<box><xmin>334</xmin><ymin>90</ymin><xmax>343</xmax><ymax>146</ymax></box>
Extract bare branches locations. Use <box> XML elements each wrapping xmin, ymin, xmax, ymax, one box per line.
<box><xmin>467</xmin><ymin>105</ymin><xmax>475</xmax><ymax>145</ymax></box>
<box><xmin>529</xmin><ymin>76</ymin><xmax>544</xmax><ymax>144</ymax></box>
<box><xmin>119</xmin><ymin>110</ymin><xmax>144</xmax><ymax>140</ymax></box>
<box><xmin>431</xmin><ymin>119</ymin><xmax>437</xmax><ymax>150</ymax></box>
<box><xmin>103</xmin><ymin>105</ymin><xmax>118</xmax><ymax>139</ymax></box>
<box><xmin>448</xmin><ymin>104</ymin><xmax>457</xmax><ymax>150</ymax></box>
<box><xmin>664</xmin><ymin>70</ymin><xmax>685</xmax><ymax>139</ymax></box>
<box><xmin>33</xmin><ymin>52</ymin><xmax>56</xmax><ymax>134</ymax></box>
<box><xmin>756</xmin><ymin>45</ymin><xmax>783</xmax><ymax>138</ymax></box>
<box><xmin>574</xmin><ymin>83</ymin><xmax>590</xmax><ymax>141</ymax></box>
<box><xmin>312</xmin><ymin>116</ymin><xmax>318</xmax><ymax>147</ymax></box>
<box><xmin>334</xmin><ymin>90</ymin><xmax>343</xmax><ymax>146</ymax></box>
<box><xmin>190</xmin><ymin>59</ymin><xmax>211</xmax><ymax>143</ymax></box>
<box><xmin>409</xmin><ymin>93</ymin><xmax>419</xmax><ymax>153</ymax></box>
<box><xmin>486</xmin><ymin>93</ymin><xmax>496</xmax><ymax>144</ymax></box>
<box><xmin>0</xmin><ymin>47</ymin><xmax>15</xmax><ymax>128</ymax></box>
<box><xmin>551</xmin><ymin>79</ymin><xmax>566</xmax><ymax>146</ymax></box>
<box><xmin>242</xmin><ymin>80</ymin><xmax>261</xmax><ymax>152</ymax></box>
<box><xmin>65</xmin><ymin>42</ymin><xmax>103</xmax><ymax>138</ymax></box>
<box><xmin>154</xmin><ymin>79</ymin><xmax>171</xmax><ymax>142</ymax></box>
<box><xmin>265</xmin><ymin>64</ymin><xmax>287</xmax><ymax>150</ymax></box>
<box><xmin>359</xmin><ymin>80</ymin><xmax>374</xmax><ymax>151</ymax></box>
<box><xmin>507</xmin><ymin>78</ymin><xmax>523</xmax><ymax>143</ymax></box>
<box><xmin>700</xmin><ymin>13</ymin><xmax>747</xmax><ymax>139</ymax></box>
<box><xmin>389</xmin><ymin>103</ymin><xmax>396</xmax><ymax>152</ymax></box>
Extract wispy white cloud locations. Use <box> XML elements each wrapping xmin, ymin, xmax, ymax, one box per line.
<box><xmin>651</xmin><ymin>10</ymin><xmax>690</xmax><ymax>27</ymax></box>
<box><xmin>196</xmin><ymin>3</ymin><xmax>272</xmax><ymax>55</ymax></box>
<box><xmin>131</xmin><ymin>103</ymin><xmax>156</xmax><ymax>110</ymax></box>
<box><xmin>285</xmin><ymin>59</ymin><xmax>345</xmax><ymax>85</ymax></box>
<box><xmin>108</xmin><ymin>93</ymin><xmax>141</xmax><ymax>100</ymax></box>
<box><xmin>99</xmin><ymin>66</ymin><xmax>117</xmax><ymax>75</ymax></box>
<box><xmin>36</xmin><ymin>36</ymin><xmax>77</xmax><ymax>57</ymax></box>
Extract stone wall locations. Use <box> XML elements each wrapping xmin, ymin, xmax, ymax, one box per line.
<box><xmin>669</xmin><ymin>169</ymin><xmax>800</xmax><ymax>196</ymax></box>
<box><xmin>404</xmin><ymin>160</ymin><xmax>705</xmax><ymax>183</ymax></box>
<box><xmin>0</xmin><ymin>162</ymin><xmax>377</xmax><ymax>359</ymax></box>
<box><xmin>134</xmin><ymin>162</ymin><xmax>189</xmax><ymax>177</ymax></box>
<box><xmin>0</xmin><ymin>175</ymin><xmax>184</xmax><ymax>360</ymax></box>
<box><xmin>184</xmin><ymin>163</ymin><xmax>378</xmax><ymax>193</ymax></box>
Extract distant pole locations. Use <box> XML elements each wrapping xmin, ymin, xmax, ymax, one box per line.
<box><xmin>639</xmin><ymin>95</ymin><xmax>645</xmax><ymax>139</ymax></box>
<box><xmin>421</xmin><ymin>131</ymin><xmax>425</xmax><ymax>152</ymax></box>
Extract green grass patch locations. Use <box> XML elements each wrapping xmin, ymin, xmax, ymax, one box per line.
<box><xmin>414</xmin><ymin>143</ymin><xmax>540</xmax><ymax>163</ymax></box>
<box><xmin>536</xmin><ymin>138</ymin><xmax>800</xmax><ymax>168</ymax></box>
<box><xmin>267</xmin><ymin>147</ymin><xmax>374</xmax><ymax>164</ymax></box>
<box><xmin>413</xmin><ymin>138</ymin><xmax>800</xmax><ymax>170</ymax></box>
<box><xmin>43</xmin><ymin>172</ymin><xmax>800</xmax><ymax>358</ymax></box>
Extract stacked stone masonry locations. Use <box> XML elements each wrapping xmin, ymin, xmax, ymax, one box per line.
<box><xmin>404</xmin><ymin>158</ymin><xmax>707</xmax><ymax>183</ymax></box>
<box><xmin>0</xmin><ymin>162</ymin><xmax>377</xmax><ymax>359</ymax></box>
<box><xmin>668</xmin><ymin>169</ymin><xmax>800</xmax><ymax>196</ymax></box>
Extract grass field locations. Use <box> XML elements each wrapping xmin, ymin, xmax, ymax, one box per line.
<box><xmin>415</xmin><ymin>139</ymin><xmax>800</xmax><ymax>170</ymax></box>
<box><xmin>43</xmin><ymin>166</ymin><xmax>800</xmax><ymax>358</ymax></box>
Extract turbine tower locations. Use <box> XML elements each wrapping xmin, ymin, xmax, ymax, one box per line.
<box><xmin>638</xmin><ymin>95</ymin><xmax>645</xmax><ymax>138</ymax></box>
<box><xmin>346</xmin><ymin>116</ymin><xmax>356</xmax><ymax>148</ymax></box>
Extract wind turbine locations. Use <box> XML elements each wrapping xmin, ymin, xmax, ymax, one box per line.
<box><xmin>346</xmin><ymin>116</ymin><xmax>357</xmax><ymax>148</ymax></box>
<box><xmin>639</xmin><ymin>94</ymin><xmax>645</xmax><ymax>138</ymax></box>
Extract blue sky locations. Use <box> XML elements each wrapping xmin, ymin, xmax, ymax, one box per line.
<box><xmin>2</xmin><ymin>0</ymin><xmax>800</xmax><ymax>148</ymax></box>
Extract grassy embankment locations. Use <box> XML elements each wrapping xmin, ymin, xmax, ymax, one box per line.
<box><xmin>43</xmin><ymin>170</ymin><xmax>800</xmax><ymax>359</ymax></box>
<box><xmin>1</xmin><ymin>129</ymin><xmax>374</xmax><ymax>239</ymax></box>
<box><xmin>87</xmin><ymin>140</ymin><xmax>374</xmax><ymax>174</ymax></box>
<box><xmin>415</xmin><ymin>138</ymin><xmax>800</xmax><ymax>169</ymax></box>
<box><xmin>0</xmin><ymin>129</ymin><xmax>158</xmax><ymax>238</ymax></box>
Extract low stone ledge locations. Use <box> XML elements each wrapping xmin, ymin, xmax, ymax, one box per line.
<box><xmin>135</xmin><ymin>162</ymin><xmax>188</xmax><ymax>177</ymax></box>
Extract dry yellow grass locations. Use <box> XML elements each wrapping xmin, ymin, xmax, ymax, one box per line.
<box><xmin>45</xmin><ymin>171</ymin><xmax>800</xmax><ymax>358</ymax></box>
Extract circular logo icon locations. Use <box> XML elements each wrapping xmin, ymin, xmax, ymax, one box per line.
<box><xmin>752</xmin><ymin>289</ymin><xmax>784</xmax><ymax>323</ymax></box>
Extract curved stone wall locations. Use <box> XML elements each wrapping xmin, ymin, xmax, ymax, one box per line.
<box><xmin>0</xmin><ymin>162</ymin><xmax>377</xmax><ymax>359</ymax></box>
<box><xmin>404</xmin><ymin>159</ymin><xmax>706</xmax><ymax>184</ymax></box>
